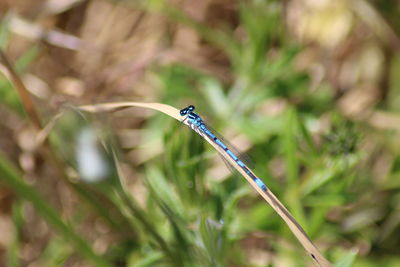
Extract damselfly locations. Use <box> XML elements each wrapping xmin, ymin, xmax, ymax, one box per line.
<box><xmin>180</xmin><ymin>105</ymin><xmax>267</xmax><ymax>192</ymax></box>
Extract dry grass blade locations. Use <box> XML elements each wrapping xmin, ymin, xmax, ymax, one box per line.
<box><xmin>7</xmin><ymin>14</ymin><xmax>86</xmax><ymax>50</ymax></box>
<box><xmin>0</xmin><ymin>50</ymin><xmax>42</xmax><ymax>128</ymax></box>
<box><xmin>78</xmin><ymin>101</ymin><xmax>332</xmax><ymax>267</ymax></box>
<box><xmin>351</xmin><ymin>0</ymin><xmax>400</xmax><ymax>51</ymax></box>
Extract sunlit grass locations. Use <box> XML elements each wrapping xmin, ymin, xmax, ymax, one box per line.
<box><xmin>1</xmin><ymin>0</ymin><xmax>400</xmax><ymax>266</ymax></box>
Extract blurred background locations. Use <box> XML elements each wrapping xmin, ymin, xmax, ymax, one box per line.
<box><xmin>0</xmin><ymin>0</ymin><xmax>400</xmax><ymax>266</ymax></box>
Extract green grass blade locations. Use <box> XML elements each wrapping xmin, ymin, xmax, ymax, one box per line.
<box><xmin>0</xmin><ymin>154</ymin><xmax>112</xmax><ymax>267</ymax></box>
<box><xmin>334</xmin><ymin>249</ymin><xmax>358</xmax><ymax>267</ymax></box>
<box><xmin>7</xmin><ymin>201</ymin><xmax>23</xmax><ymax>267</ymax></box>
<box><xmin>283</xmin><ymin>107</ymin><xmax>299</xmax><ymax>185</ymax></box>
<box><xmin>283</xmin><ymin>108</ymin><xmax>307</xmax><ymax>227</ymax></box>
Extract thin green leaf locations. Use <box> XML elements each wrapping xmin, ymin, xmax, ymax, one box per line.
<box><xmin>334</xmin><ymin>249</ymin><xmax>358</xmax><ymax>267</ymax></box>
<box><xmin>0</xmin><ymin>153</ymin><xmax>112</xmax><ymax>267</ymax></box>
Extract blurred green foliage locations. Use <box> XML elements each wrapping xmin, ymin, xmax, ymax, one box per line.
<box><xmin>1</xmin><ymin>0</ymin><xmax>400</xmax><ymax>266</ymax></box>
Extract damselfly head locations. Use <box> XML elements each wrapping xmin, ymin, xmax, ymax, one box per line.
<box><xmin>180</xmin><ymin>105</ymin><xmax>195</xmax><ymax>116</ymax></box>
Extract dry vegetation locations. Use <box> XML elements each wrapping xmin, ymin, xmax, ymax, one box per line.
<box><xmin>1</xmin><ymin>0</ymin><xmax>400</xmax><ymax>266</ymax></box>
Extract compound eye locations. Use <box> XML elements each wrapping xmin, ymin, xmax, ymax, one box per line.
<box><xmin>188</xmin><ymin>105</ymin><xmax>195</xmax><ymax>111</ymax></box>
<box><xmin>179</xmin><ymin>107</ymin><xmax>190</xmax><ymax>116</ymax></box>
